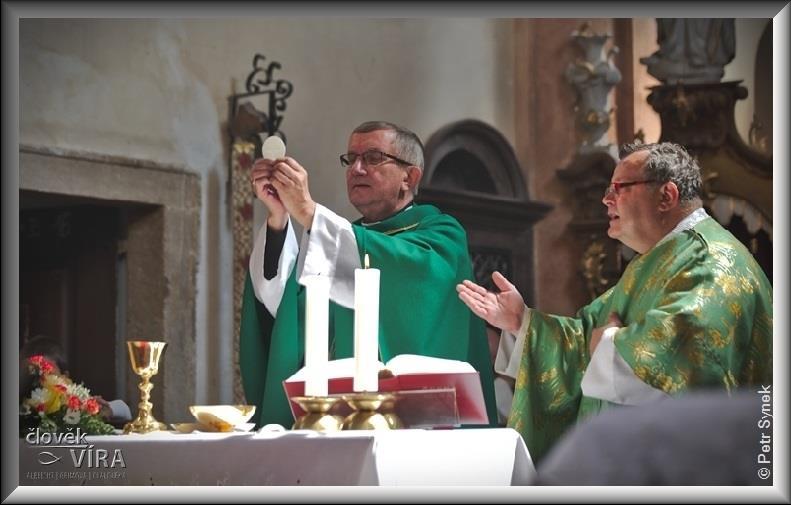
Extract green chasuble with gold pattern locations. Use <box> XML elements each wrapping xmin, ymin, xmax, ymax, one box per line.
<box><xmin>509</xmin><ymin>217</ymin><xmax>772</xmax><ymax>463</ymax></box>
<box><xmin>240</xmin><ymin>204</ymin><xmax>498</xmax><ymax>428</ymax></box>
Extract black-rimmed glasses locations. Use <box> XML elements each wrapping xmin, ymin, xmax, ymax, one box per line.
<box><xmin>340</xmin><ymin>149</ymin><xmax>412</xmax><ymax>168</ymax></box>
<box><xmin>604</xmin><ymin>180</ymin><xmax>658</xmax><ymax>198</ymax></box>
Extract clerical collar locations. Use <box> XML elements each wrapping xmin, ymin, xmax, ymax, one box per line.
<box><xmin>360</xmin><ymin>203</ymin><xmax>414</xmax><ymax>227</ymax></box>
<box><xmin>657</xmin><ymin>207</ymin><xmax>710</xmax><ymax>246</ymax></box>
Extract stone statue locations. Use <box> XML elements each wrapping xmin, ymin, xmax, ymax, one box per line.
<box><xmin>640</xmin><ymin>19</ymin><xmax>736</xmax><ymax>84</ymax></box>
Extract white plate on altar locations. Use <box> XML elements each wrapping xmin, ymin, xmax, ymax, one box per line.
<box><xmin>171</xmin><ymin>422</ymin><xmax>255</xmax><ymax>434</ymax></box>
<box><xmin>187</xmin><ymin>404</ymin><xmax>256</xmax><ymax>432</ymax></box>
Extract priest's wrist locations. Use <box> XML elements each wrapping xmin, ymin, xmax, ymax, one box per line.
<box><xmin>506</xmin><ymin>306</ymin><xmax>525</xmax><ymax>334</ymax></box>
<box><xmin>267</xmin><ymin>212</ymin><xmax>288</xmax><ymax>231</ymax></box>
<box><xmin>295</xmin><ymin>200</ymin><xmax>317</xmax><ymax>230</ymax></box>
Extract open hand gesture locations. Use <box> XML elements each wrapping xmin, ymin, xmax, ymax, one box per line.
<box><xmin>456</xmin><ymin>271</ymin><xmax>525</xmax><ymax>333</ymax></box>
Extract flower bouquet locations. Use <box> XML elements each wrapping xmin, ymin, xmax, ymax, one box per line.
<box><xmin>20</xmin><ymin>355</ymin><xmax>115</xmax><ymax>435</ymax></box>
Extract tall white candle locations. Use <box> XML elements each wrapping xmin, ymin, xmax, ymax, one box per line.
<box><xmin>304</xmin><ymin>275</ymin><xmax>330</xmax><ymax>397</ymax></box>
<box><xmin>353</xmin><ymin>255</ymin><xmax>380</xmax><ymax>392</ymax></box>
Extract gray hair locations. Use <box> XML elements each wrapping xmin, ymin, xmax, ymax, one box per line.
<box><xmin>620</xmin><ymin>142</ymin><xmax>702</xmax><ymax>204</ymax></box>
<box><xmin>352</xmin><ymin>121</ymin><xmax>425</xmax><ymax>169</ymax></box>
<box><xmin>352</xmin><ymin>121</ymin><xmax>424</xmax><ymax>196</ymax></box>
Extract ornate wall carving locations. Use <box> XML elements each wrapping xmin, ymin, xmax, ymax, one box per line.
<box><xmin>565</xmin><ymin>23</ymin><xmax>622</xmax><ymax>154</ymax></box>
<box><xmin>556</xmin><ymin>151</ymin><xmax>621</xmax><ymax>300</ymax></box>
<box><xmin>560</xmin><ymin>25</ymin><xmax>624</xmax><ymax>300</ymax></box>
<box><xmin>647</xmin><ymin>80</ymin><xmax>772</xmax><ymax>279</ymax></box>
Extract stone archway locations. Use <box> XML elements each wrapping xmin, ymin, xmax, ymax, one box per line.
<box><xmin>417</xmin><ymin>119</ymin><xmax>551</xmax><ymax>305</ymax></box>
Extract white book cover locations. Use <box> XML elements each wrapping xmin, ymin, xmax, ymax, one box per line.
<box><xmin>285</xmin><ymin>354</ymin><xmax>475</xmax><ymax>382</ymax></box>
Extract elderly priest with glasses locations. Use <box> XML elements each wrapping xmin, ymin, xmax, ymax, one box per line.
<box><xmin>240</xmin><ymin>121</ymin><xmax>497</xmax><ymax>428</ymax></box>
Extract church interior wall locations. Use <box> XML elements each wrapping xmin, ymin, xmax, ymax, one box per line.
<box><xmin>19</xmin><ymin>18</ymin><xmax>516</xmax><ymax>405</ymax></box>
<box><xmin>18</xmin><ymin>16</ymin><xmax>765</xmax><ymax>406</ymax></box>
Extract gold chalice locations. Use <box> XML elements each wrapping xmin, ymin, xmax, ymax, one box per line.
<box><xmin>123</xmin><ymin>340</ymin><xmax>167</xmax><ymax>434</ymax></box>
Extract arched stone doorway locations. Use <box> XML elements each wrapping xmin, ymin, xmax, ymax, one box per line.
<box><xmin>417</xmin><ymin>119</ymin><xmax>551</xmax><ymax>305</ymax></box>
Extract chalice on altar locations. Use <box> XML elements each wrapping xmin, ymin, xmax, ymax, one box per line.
<box><xmin>123</xmin><ymin>340</ymin><xmax>167</xmax><ymax>434</ymax></box>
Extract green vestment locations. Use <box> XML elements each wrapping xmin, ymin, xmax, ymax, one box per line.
<box><xmin>509</xmin><ymin>217</ymin><xmax>772</xmax><ymax>463</ymax></box>
<box><xmin>240</xmin><ymin>204</ymin><xmax>498</xmax><ymax>428</ymax></box>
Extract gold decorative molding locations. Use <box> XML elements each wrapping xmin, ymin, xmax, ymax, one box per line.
<box><xmin>748</xmin><ymin>114</ymin><xmax>770</xmax><ymax>156</ymax></box>
<box><xmin>647</xmin><ymin>80</ymin><xmax>772</xmax><ymax>278</ymax></box>
<box><xmin>557</xmin><ymin>151</ymin><xmax>622</xmax><ymax>300</ymax></box>
<box><xmin>581</xmin><ymin>239</ymin><xmax>609</xmax><ymax>300</ymax></box>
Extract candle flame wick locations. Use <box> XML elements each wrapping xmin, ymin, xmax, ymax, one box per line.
<box><xmin>364</xmin><ymin>253</ymin><xmax>370</xmax><ymax>269</ymax></box>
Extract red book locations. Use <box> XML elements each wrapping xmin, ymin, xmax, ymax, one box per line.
<box><xmin>282</xmin><ymin>355</ymin><xmax>489</xmax><ymax>428</ymax></box>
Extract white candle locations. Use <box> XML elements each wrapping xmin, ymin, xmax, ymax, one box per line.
<box><xmin>354</xmin><ymin>255</ymin><xmax>380</xmax><ymax>392</ymax></box>
<box><xmin>304</xmin><ymin>275</ymin><xmax>330</xmax><ymax>397</ymax></box>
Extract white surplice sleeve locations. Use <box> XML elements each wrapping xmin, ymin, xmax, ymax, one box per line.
<box><xmin>494</xmin><ymin>306</ymin><xmax>531</xmax><ymax>379</ymax></box>
<box><xmin>581</xmin><ymin>327</ymin><xmax>671</xmax><ymax>405</ymax></box>
<box><xmin>296</xmin><ymin>203</ymin><xmax>361</xmax><ymax>309</ymax></box>
<box><xmin>249</xmin><ymin>219</ymin><xmax>299</xmax><ymax>316</ymax></box>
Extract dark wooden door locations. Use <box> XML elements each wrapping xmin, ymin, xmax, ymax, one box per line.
<box><xmin>20</xmin><ymin>202</ymin><xmax>120</xmax><ymax>400</ymax></box>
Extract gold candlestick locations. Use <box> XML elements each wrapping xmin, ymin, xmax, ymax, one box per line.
<box><xmin>341</xmin><ymin>392</ymin><xmax>403</xmax><ymax>430</ymax></box>
<box><xmin>291</xmin><ymin>396</ymin><xmax>344</xmax><ymax>431</ymax></box>
<box><xmin>123</xmin><ymin>341</ymin><xmax>167</xmax><ymax>434</ymax></box>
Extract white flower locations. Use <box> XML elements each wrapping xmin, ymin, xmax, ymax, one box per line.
<box><xmin>63</xmin><ymin>409</ymin><xmax>81</xmax><ymax>425</ymax></box>
<box><xmin>30</xmin><ymin>387</ymin><xmax>50</xmax><ymax>406</ymax></box>
<box><xmin>66</xmin><ymin>382</ymin><xmax>91</xmax><ymax>400</ymax></box>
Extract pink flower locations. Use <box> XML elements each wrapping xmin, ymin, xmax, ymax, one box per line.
<box><xmin>27</xmin><ymin>355</ymin><xmax>55</xmax><ymax>375</ymax></box>
<box><xmin>21</xmin><ymin>357</ymin><xmax>114</xmax><ymax>434</ymax></box>
<box><xmin>67</xmin><ymin>395</ymin><xmax>81</xmax><ymax>410</ymax></box>
<box><xmin>84</xmin><ymin>398</ymin><xmax>100</xmax><ymax>416</ymax></box>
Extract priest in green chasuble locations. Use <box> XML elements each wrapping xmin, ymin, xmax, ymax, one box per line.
<box><xmin>458</xmin><ymin>142</ymin><xmax>772</xmax><ymax>463</ymax></box>
<box><xmin>240</xmin><ymin>121</ymin><xmax>497</xmax><ymax>428</ymax></box>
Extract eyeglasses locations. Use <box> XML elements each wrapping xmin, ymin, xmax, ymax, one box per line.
<box><xmin>339</xmin><ymin>149</ymin><xmax>412</xmax><ymax>168</ymax></box>
<box><xmin>604</xmin><ymin>180</ymin><xmax>658</xmax><ymax>198</ymax></box>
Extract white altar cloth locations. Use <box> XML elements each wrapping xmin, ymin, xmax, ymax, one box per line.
<box><xmin>18</xmin><ymin>428</ymin><xmax>535</xmax><ymax>486</ymax></box>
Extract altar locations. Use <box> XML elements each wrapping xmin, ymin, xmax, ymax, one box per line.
<box><xmin>19</xmin><ymin>428</ymin><xmax>535</xmax><ymax>486</ymax></box>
